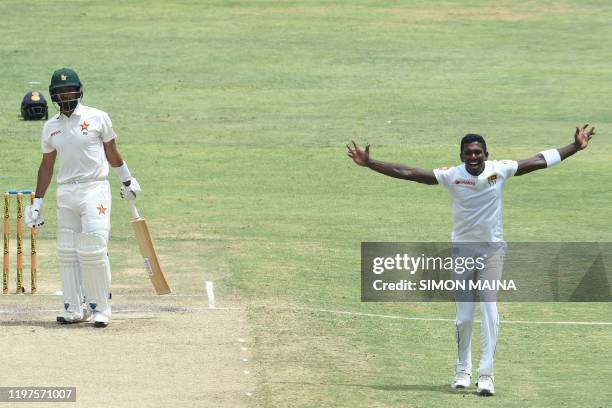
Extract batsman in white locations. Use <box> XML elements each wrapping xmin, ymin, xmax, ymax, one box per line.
<box><xmin>25</xmin><ymin>67</ymin><xmax>141</xmax><ymax>328</ymax></box>
<box><xmin>347</xmin><ymin>125</ymin><xmax>595</xmax><ymax>396</ymax></box>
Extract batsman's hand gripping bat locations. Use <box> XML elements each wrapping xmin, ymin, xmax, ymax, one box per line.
<box><xmin>128</xmin><ymin>201</ymin><xmax>171</xmax><ymax>295</ymax></box>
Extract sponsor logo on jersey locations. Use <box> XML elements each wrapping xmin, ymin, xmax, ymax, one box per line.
<box><xmin>50</xmin><ymin>129</ymin><xmax>62</xmax><ymax>137</ymax></box>
<box><xmin>487</xmin><ymin>174</ymin><xmax>498</xmax><ymax>185</ymax></box>
<box><xmin>437</xmin><ymin>166</ymin><xmax>450</xmax><ymax>171</ymax></box>
<box><xmin>454</xmin><ymin>179</ymin><xmax>476</xmax><ymax>186</ymax></box>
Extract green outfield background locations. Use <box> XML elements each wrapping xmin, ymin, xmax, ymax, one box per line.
<box><xmin>1</xmin><ymin>1</ymin><xmax>611</xmax><ymax>407</ymax></box>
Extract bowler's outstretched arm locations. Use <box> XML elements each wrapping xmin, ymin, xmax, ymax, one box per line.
<box><xmin>515</xmin><ymin>124</ymin><xmax>596</xmax><ymax>176</ymax></box>
<box><xmin>347</xmin><ymin>140</ymin><xmax>438</xmax><ymax>185</ymax></box>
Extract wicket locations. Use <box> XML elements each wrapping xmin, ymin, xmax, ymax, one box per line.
<box><xmin>3</xmin><ymin>190</ymin><xmax>37</xmax><ymax>294</ymax></box>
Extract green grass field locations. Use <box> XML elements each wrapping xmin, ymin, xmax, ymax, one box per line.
<box><xmin>1</xmin><ymin>1</ymin><xmax>611</xmax><ymax>407</ymax></box>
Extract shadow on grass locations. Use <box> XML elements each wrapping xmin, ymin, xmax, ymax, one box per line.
<box><xmin>369</xmin><ymin>384</ymin><xmax>460</xmax><ymax>395</ymax></box>
<box><xmin>271</xmin><ymin>381</ymin><xmax>462</xmax><ymax>395</ymax></box>
<box><xmin>0</xmin><ymin>316</ymin><xmax>157</xmax><ymax>329</ymax></box>
<box><xmin>0</xmin><ymin>320</ymin><xmax>91</xmax><ymax>329</ymax></box>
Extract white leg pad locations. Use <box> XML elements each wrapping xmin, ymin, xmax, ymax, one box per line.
<box><xmin>77</xmin><ymin>233</ymin><xmax>111</xmax><ymax>316</ymax></box>
<box><xmin>57</xmin><ymin>229</ymin><xmax>83</xmax><ymax>314</ymax></box>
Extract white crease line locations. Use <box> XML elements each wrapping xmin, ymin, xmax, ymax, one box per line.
<box><xmin>2</xmin><ymin>302</ymin><xmax>611</xmax><ymax>326</ymax></box>
<box><xmin>290</xmin><ymin>306</ymin><xmax>612</xmax><ymax>326</ymax></box>
<box><xmin>17</xmin><ymin>293</ymin><xmax>216</xmax><ymax>298</ymax></box>
<box><xmin>0</xmin><ymin>307</ymin><xmax>242</xmax><ymax>315</ymax></box>
<box><xmin>498</xmin><ymin>320</ymin><xmax>612</xmax><ymax>326</ymax></box>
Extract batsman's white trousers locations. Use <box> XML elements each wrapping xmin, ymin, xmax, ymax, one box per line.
<box><xmin>57</xmin><ymin>180</ymin><xmax>111</xmax><ymax>239</ymax></box>
<box><xmin>56</xmin><ymin>180</ymin><xmax>112</xmax><ymax>313</ymax></box>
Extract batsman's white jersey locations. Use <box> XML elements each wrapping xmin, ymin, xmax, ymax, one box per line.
<box><xmin>41</xmin><ymin>104</ymin><xmax>117</xmax><ymax>185</ymax></box>
<box><xmin>434</xmin><ymin>159</ymin><xmax>518</xmax><ymax>378</ymax></box>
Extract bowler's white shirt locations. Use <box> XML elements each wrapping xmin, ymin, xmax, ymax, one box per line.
<box><xmin>41</xmin><ymin>104</ymin><xmax>117</xmax><ymax>185</ymax></box>
<box><xmin>434</xmin><ymin>160</ymin><xmax>518</xmax><ymax>242</ymax></box>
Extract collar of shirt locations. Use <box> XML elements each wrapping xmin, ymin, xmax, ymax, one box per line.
<box><xmin>460</xmin><ymin>160</ymin><xmax>490</xmax><ymax>178</ymax></box>
<box><xmin>58</xmin><ymin>103</ymin><xmax>84</xmax><ymax>120</ymax></box>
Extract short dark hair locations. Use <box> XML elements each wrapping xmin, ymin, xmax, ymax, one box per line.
<box><xmin>460</xmin><ymin>133</ymin><xmax>487</xmax><ymax>153</ymax></box>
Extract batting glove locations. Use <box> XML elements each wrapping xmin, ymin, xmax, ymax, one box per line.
<box><xmin>25</xmin><ymin>197</ymin><xmax>45</xmax><ymax>228</ymax></box>
<box><xmin>120</xmin><ymin>178</ymin><xmax>141</xmax><ymax>201</ymax></box>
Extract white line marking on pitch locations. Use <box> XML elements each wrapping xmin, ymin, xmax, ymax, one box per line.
<box><xmin>0</xmin><ymin>307</ymin><xmax>242</xmax><ymax>315</ymax></box>
<box><xmin>290</xmin><ymin>306</ymin><xmax>612</xmax><ymax>326</ymax></box>
<box><xmin>31</xmin><ymin>293</ymin><xmax>220</xmax><ymax>298</ymax></box>
<box><xmin>3</xmin><ymin>302</ymin><xmax>610</xmax><ymax>327</ymax></box>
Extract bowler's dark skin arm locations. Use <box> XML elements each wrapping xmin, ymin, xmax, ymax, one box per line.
<box><xmin>515</xmin><ymin>124</ymin><xmax>596</xmax><ymax>176</ymax></box>
<box><xmin>346</xmin><ymin>141</ymin><xmax>438</xmax><ymax>185</ymax></box>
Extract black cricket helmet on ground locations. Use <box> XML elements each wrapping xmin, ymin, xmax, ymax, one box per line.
<box><xmin>21</xmin><ymin>91</ymin><xmax>48</xmax><ymax>120</ymax></box>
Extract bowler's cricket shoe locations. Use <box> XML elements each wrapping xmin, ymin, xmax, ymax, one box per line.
<box><xmin>476</xmin><ymin>375</ymin><xmax>495</xmax><ymax>396</ymax></box>
<box><xmin>451</xmin><ymin>372</ymin><xmax>471</xmax><ymax>389</ymax></box>
<box><xmin>93</xmin><ymin>311</ymin><xmax>109</xmax><ymax>328</ymax></box>
<box><xmin>56</xmin><ymin>308</ymin><xmax>92</xmax><ymax>324</ymax></box>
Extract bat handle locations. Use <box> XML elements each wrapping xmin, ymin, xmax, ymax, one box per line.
<box><xmin>128</xmin><ymin>200</ymin><xmax>141</xmax><ymax>220</ymax></box>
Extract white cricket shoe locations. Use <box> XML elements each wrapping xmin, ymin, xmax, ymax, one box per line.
<box><xmin>57</xmin><ymin>308</ymin><xmax>92</xmax><ymax>324</ymax></box>
<box><xmin>451</xmin><ymin>372</ymin><xmax>471</xmax><ymax>389</ymax></box>
<box><xmin>477</xmin><ymin>375</ymin><xmax>495</xmax><ymax>396</ymax></box>
<box><xmin>93</xmin><ymin>311</ymin><xmax>110</xmax><ymax>328</ymax></box>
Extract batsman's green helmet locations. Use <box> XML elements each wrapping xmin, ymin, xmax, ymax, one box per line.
<box><xmin>49</xmin><ymin>67</ymin><xmax>82</xmax><ymax>93</ymax></box>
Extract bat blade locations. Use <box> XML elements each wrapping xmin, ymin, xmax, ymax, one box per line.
<box><xmin>131</xmin><ymin>217</ymin><xmax>171</xmax><ymax>295</ymax></box>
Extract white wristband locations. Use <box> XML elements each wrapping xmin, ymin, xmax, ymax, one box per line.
<box><xmin>112</xmin><ymin>161</ymin><xmax>132</xmax><ymax>183</ymax></box>
<box><xmin>539</xmin><ymin>149</ymin><xmax>561</xmax><ymax>167</ymax></box>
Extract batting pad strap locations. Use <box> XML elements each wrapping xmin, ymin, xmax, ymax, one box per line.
<box><xmin>112</xmin><ymin>161</ymin><xmax>132</xmax><ymax>183</ymax></box>
<box><xmin>539</xmin><ymin>149</ymin><xmax>561</xmax><ymax>167</ymax></box>
<box><xmin>57</xmin><ymin>229</ymin><xmax>77</xmax><ymax>263</ymax></box>
<box><xmin>76</xmin><ymin>233</ymin><xmax>107</xmax><ymax>264</ymax></box>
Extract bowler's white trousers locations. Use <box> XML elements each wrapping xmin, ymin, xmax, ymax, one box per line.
<box><xmin>453</xmin><ymin>244</ymin><xmax>504</xmax><ymax>377</ymax></box>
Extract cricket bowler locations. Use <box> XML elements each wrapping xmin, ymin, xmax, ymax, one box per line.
<box><xmin>347</xmin><ymin>125</ymin><xmax>595</xmax><ymax>395</ymax></box>
<box><xmin>25</xmin><ymin>67</ymin><xmax>141</xmax><ymax>328</ymax></box>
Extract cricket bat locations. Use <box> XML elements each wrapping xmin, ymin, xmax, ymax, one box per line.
<box><xmin>128</xmin><ymin>201</ymin><xmax>172</xmax><ymax>295</ymax></box>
